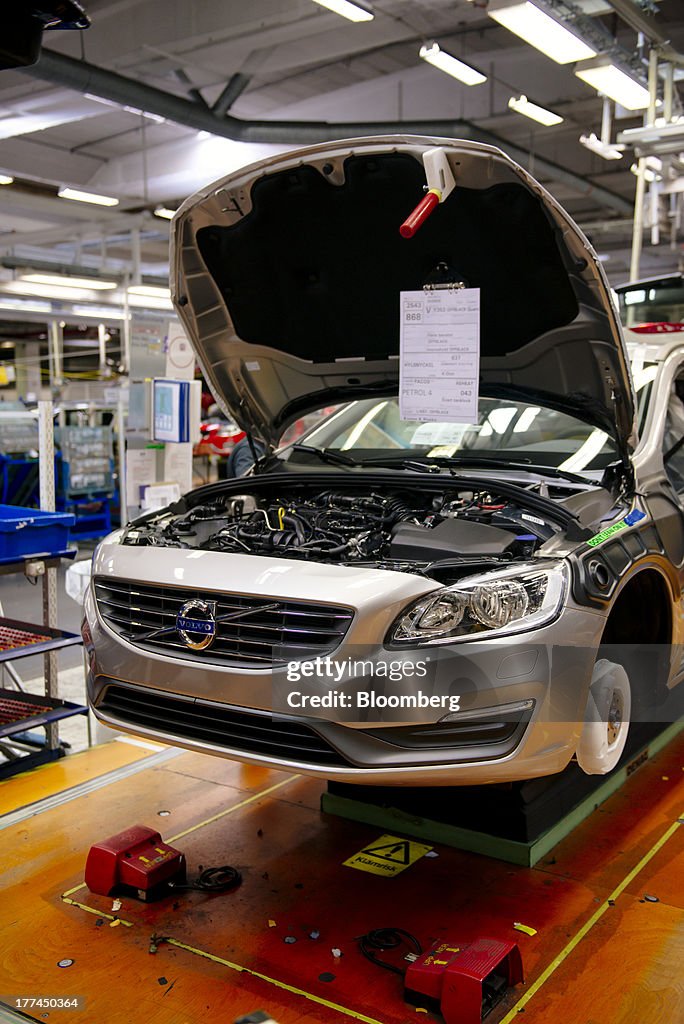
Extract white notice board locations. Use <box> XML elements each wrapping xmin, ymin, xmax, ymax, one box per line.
<box><xmin>399</xmin><ymin>288</ymin><xmax>480</xmax><ymax>423</ymax></box>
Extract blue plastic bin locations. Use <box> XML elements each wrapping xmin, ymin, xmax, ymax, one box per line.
<box><xmin>0</xmin><ymin>505</ymin><xmax>75</xmax><ymax>563</ymax></box>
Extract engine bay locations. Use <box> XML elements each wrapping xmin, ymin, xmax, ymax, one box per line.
<box><xmin>122</xmin><ymin>478</ymin><xmax>572</xmax><ymax>582</ymax></box>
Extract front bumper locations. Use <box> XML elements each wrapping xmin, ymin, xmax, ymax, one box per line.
<box><xmin>93</xmin><ymin>677</ymin><xmax>535</xmax><ymax>767</ymax></box>
<box><xmin>87</xmin><ymin>606</ymin><xmax>610</xmax><ymax>782</ymax></box>
<box><xmin>83</xmin><ymin>544</ymin><xmax>602</xmax><ymax>782</ymax></box>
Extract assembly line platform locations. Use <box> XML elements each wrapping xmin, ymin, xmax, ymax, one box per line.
<box><xmin>1</xmin><ymin>732</ymin><xmax>683</xmax><ymax>1024</ymax></box>
<box><xmin>324</xmin><ymin>720</ymin><xmax>684</xmax><ymax>866</ymax></box>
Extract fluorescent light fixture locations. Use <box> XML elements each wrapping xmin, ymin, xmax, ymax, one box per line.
<box><xmin>20</xmin><ymin>273</ymin><xmax>118</xmax><ymax>291</ymax></box>
<box><xmin>575</xmin><ymin>59</ymin><xmax>650</xmax><ymax>111</ymax></box>
<box><xmin>0</xmin><ymin>174</ymin><xmax>13</xmax><ymax>185</ymax></box>
<box><xmin>71</xmin><ymin>305</ymin><xmax>127</xmax><ymax>320</ymax></box>
<box><xmin>58</xmin><ymin>187</ymin><xmax>119</xmax><ymax>207</ymax></box>
<box><xmin>0</xmin><ymin>298</ymin><xmax>51</xmax><ymax>314</ymax></box>
<box><xmin>579</xmin><ymin>132</ymin><xmax>623</xmax><ymax>160</ymax></box>
<box><xmin>488</xmin><ymin>0</ymin><xmax>596</xmax><ymax>64</ymax></box>
<box><xmin>127</xmin><ymin>293</ymin><xmax>174</xmax><ymax>311</ymax></box>
<box><xmin>154</xmin><ymin>206</ymin><xmax>177</xmax><ymax>220</ymax></box>
<box><xmin>1</xmin><ymin>280</ymin><xmax>98</xmax><ymax>301</ymax></box>
<box><xmin>127</xmin><ymin>284</ymin><xmax>171</xmax><ymax>299</ymax></box>
<box><xmin>419</xmin><ymin>42</ymin><xmax>487</xmax><ymax>86</ymax></box>
<box><xmin>310</xmin><ymin>0</ymin><xmax>373</xmax><ymax>21</ymax></box>
<box><xmin>508</xmin><ymin>94</ymin><xmax>563</xmax><ymax>126</ymax></box>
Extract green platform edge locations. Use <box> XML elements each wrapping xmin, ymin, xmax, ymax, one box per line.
<box><xmin>321</xmin><ymin>719</ymin><xmax>684</xmax><ymax>867</ymax></box>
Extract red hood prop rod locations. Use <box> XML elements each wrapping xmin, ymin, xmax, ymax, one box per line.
<box><xmin>400</xmin><ymin>146</ymin><xmax>457</xmax><ymax>239</ymax></box>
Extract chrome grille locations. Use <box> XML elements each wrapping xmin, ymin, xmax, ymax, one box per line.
<box><xmin>93</xmin><ymin>577</ymin><xmax>354</xmax><ymax>667</ymax></box>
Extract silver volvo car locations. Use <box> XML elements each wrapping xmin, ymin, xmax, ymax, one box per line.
<box><xmin>84</xmin><ymin>136</ymin><xmax>683</xmax><ymax>785</ymax></box>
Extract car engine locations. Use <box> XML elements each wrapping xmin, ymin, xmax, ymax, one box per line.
<box><xmin>123</xmin><ymin>481</ymin><xmax>560</xmax><ymax>581</ymax></box>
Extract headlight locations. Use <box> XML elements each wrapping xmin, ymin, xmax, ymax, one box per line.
<box><xmin>388</xmin><ymin>563</ymin><xmax>566</xmax><ymax>645</ymax></box>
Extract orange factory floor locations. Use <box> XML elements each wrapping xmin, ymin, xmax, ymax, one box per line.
<box><xmin>1</xmin><ymin>734</ymin><xmax>683</xmax><ymax>1024</ymax></box>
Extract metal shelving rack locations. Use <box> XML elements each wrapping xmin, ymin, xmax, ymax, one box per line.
<box><xmin>0</xmin><ymin>557</ymin><xmax>86</xmax><ymax>779</ymax></box>
<box><xmin>0</xmin><ymin>403</ymin><xmax>88</xmax><ymax>779</ymax></box>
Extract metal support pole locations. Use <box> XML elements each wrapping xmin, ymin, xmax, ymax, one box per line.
<box><xmin>671</xmin><ymin>193</ymin><xmax>678</xmax><ymax>252</ymax></box>
<box><xmin>630</xmin><ymin>159</ymin><xmax>647</xmax><ymax>282</ymax></box>
<box><xmin>664</xmin><ymin>63</ymin><xmax>674</xmax><ymax>123</ymax></box>
<box><xmin>600</xmin><ymin>97</ymin><xmax>612</xmax><ymax>146</ymax></box>
<box><xmin>647</xmin><ymin>49</ymin><xmax>658</xmax><ymax>126</ymax></box>
<box><xmin>116</xmin><ymin>399</ymin><xmax>127</xmax><ymax>524</ymax></box>
<box><xmin>39</xmin><ymin>401</ymin><xmax>55</xmax><ymax>512</ymax></box>
<box><xmin>631</xmin><ymin>50</ymin><xmax>658</xmax><ymax>281</ymax></box>
<box><xmin>38</xmin><ymin>399</ymin><xmax>59</xmax><ymax>751</ymax></box>
<box><xmin>98</xmin><ymin>322</ymin><xmax>108</xmax><ymax>378</ymax></box>
<box><xmin>131</xmin><ymin>228</ymin><xmax>141</xmax><ymax>286</ymax></box>
<box><xmin>48</xmin><ymin>320</ymin><xmax>63</xmax><ymax>388</ymax></box>
<box><xmin>15</xmin><ymin>341</ymin><xmax>41</xmax><ymax>399</ymax></box>
<box><xmin>46</xmin><ymin>325</ymin><xmax>54</xmax><ymax>389</ymax></box>
<box><xmin>122</xmin><ymin>272</ymin><xmax>131</xmax><ymax>374</ymax></box>
<box><xmin>650</xmin><ymin>180</ymin><xmax>660</xmax><ymax>246</ymax></box>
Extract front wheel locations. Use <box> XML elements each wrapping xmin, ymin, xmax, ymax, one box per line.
<box><xmin>576</xmin><ymin>659</ymin><xmax>631</xmax><ymax>775</ymax></box>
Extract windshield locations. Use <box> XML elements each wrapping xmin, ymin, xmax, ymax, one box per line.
<box><xmin>282</xmin><ymin>358</ymin><xmax>656</xmax><ymax>474</ymax></box>
<box><xmin>618</xmin><ymin>277</ymin><xmax>684</xmax><ymax>327</ymax></box>
<box><xmin>295</xmin><ymin>397</ymin><xmax>618</xmax><ymax>471</ymax></box>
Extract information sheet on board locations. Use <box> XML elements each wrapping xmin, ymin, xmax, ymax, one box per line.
<box><xmin>399</xmin><ymin>288</ymin><xmax>480</xmax><ymax>423</ymax></box>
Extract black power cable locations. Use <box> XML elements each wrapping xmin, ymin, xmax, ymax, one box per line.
<box><xmin>169</xmin><ymin>865</ymin><xmax>242</xmax><ymax>894</ymax></box>
<box><xmin>357</xmin><ymin>928</ymin><xmax>422</xmax><ymax>976</ymax></box>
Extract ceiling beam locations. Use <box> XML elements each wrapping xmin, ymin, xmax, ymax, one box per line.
<box><xmin>22</xmin><ymin>48</ymin><xmax>633</xmax><ymax>216</ymax></box>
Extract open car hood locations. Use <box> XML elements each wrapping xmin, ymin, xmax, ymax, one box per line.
<box><xmin>172</xmin><ymin>136</ymin><xmax>636</xmax><ymax>456</ymax></box>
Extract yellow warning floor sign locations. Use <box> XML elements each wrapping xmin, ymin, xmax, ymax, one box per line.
<box><xmin>343</xmin><ymin>833</ymin><xmax>433</xmax><ymax>877</ymax></box>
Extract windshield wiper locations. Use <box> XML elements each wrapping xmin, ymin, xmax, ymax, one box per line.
<box><xmin>442</xmin><ymin>456</ymin><xmax>592</xmax><ymax>485</ymax></box>
<box><xmin>289</xmin><ymin>443</ymin><xmax>357</xmax><ymax>467</ymax></box>
<box><xmin>360</xmin><ymin>453</ymin><xmax>592</xmax><ymax>485</ymax></box>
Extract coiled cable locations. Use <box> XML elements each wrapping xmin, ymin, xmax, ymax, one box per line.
<box><xmin>357</xmin><ymin>927</ymin><xmax>423</xmax><ymax>976</ymax></box>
